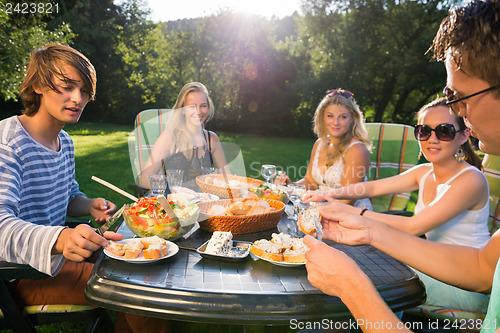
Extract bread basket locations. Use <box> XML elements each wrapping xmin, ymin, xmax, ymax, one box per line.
<box><xmin>197</xmin><ymin>198</ymin><xmax>285</xmax><ymax>234</ymax></box>
<box><xmin>196</xmin><ymin>174</ymin><xmax>264</xmax><ymax>199</ymax></box>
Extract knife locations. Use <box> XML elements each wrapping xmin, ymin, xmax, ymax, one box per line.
<box><xmin>96</xmin><ymin>204</ymin><xmax>126</xmax><ymax>236</ymax></box>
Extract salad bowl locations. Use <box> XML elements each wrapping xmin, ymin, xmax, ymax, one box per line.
<box><xmin>123</xmin><ymin>197</ymin><xmax>200</xmax><ymax>241</ymax></box>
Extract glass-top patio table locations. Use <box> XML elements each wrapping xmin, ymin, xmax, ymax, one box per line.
<box><xmin>84</xmin><ymin>212</ymin><xmax>425</xmax><ymax>325</ymax></box>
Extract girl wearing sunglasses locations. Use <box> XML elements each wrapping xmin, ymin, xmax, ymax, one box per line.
<box><xmin>277</xmin><ymin>89</ymin><xmax>372</xmax><ymax>209</ymax></box>
<box><xmin>303</xmin><ymin>97</ymin><xmax>490</xmax><ymax>312</ymax></box>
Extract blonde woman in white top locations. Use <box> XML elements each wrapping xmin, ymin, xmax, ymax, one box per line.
<box><xmin>278</xmin><ymin>89</ymin><xmax>372</xmax><ymax>208</ymax></box>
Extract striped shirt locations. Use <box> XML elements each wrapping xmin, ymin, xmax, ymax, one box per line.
<box><xmin>0</xmin><ymin>116</ymin><xmax>84</xmax><ymax>276</ymax></box>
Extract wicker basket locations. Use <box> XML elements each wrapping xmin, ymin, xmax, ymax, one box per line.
<box><xmin>197</xmin><ymin>198</ymin><xmax>285</xmax><ymax>234</ymax></box>
<box><xmin>196</xmin><ymin>174</ymin><xmax>263</xmax><ymax>199</ymax></box>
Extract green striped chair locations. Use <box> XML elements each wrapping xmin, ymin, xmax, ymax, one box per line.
<box><xmin>128</xmin><ymin>109</ymin><xmax>174</xmax><ymax>192</ymax></box>
<box><xmin>365</xmin><ymin>123</ymin><xmax>420</xmax><ymax>214</ymax></box>
<box><xmin>482</xmin><ymin>153</ymin><xmax>500</xmax><ymax>235</ymax></box>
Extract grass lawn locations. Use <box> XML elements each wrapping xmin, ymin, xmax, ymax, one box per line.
<box><xmin>2</xmin><ymin>122</ymin><xmax>417</xmax><ymax>333</ymax></box>
<box><xmin>67</xmin><ymin>122</ymin><xmax>318</xmax><ymax>210</ymax></box>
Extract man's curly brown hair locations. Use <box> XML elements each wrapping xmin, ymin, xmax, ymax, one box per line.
<box><xmin>430</xmin><ymin>0</ymin><xmax>500</xmax><ymax>93</ymax></box>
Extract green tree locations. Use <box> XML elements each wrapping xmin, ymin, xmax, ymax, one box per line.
<box><xmin>0</xmin><ymin>0</ymin><xmax>74</xmax><ymax>103</ymax></box>
<box><xmin>292</xmin><ymin>0</ymin><xmax>454</xmax><ymax>124</ymax></box>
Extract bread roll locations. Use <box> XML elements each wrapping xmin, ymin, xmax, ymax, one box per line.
<box><xmin>140</xmin><ymin>235</ymin><xmax>166</xmax><ymax>249</ymax></box>
<box><xmin>208</xmin><ymin>204</ymin><xmax>226</xmax><ymax>216</ymax></box>
<box><xmin>270</xmin><ymin>232</ymin><xmax>293</xmax><ymax>248</ymax></box>
<box><xmin>143</xmin><ymin>244</ymin><xmax>168</xmax><ymax>259</ymax></box>
<box><xmin>298</xmin><ymin>208</ymin><xmax>321</xmax><ymax>235</ymax></box>
<box><xmin>106</xmin><ymin>241</ymin><xmax>125</xmax><ymax>256</ymax></box>
<box><xmin>283</xmin><ymin>248</ymin><xmax>306</xmax><ymax>263</ymax></box>
<box><xmin>250</xmin><ymin>239</ymin><xmax>284</xmax><ymax>261</ymax></box>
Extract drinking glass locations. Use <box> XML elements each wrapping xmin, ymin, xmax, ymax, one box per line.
<box><xmin>201</xmin><ymin>167</ymin><xmax>217</xmax><ymax>175</ymax></box>
<box><xmin>261</xmin><ymin>164</ymin><xmax>276</xmax><ymax>184</ymax></box>
<box><xmin>166</xmin><ymin>169</ymin><xmax>184</xmax><ymax>188</ymax></box>
<box><xmin>149</xmin><ymin>174</ymin><xmax>168</xmax><ymax>197</ymax></box>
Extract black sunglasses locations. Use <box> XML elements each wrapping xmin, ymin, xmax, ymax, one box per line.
<box><xmin>414</xmin><ymin>123</ymin><xmax>464</xmax><ymax>141</ymax></box>
<box><xmin>443</xmin><ymin>86</ymin><xmax>497</xmax><ymax>115</ymax></box>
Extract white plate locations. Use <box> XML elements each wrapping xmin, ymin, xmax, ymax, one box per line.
<box><xmin>104</xmin><ymin>238</ymin><xmax>179</xmax><ymax>264</ymax></box>
<box><xmin>252</xmin><ymin>253</ymin><xmax>305</xmax><ymax>267</ymax></box>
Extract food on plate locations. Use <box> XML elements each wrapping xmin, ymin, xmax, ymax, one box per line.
<box><xmin>250</xmin><ymin>239</ymin><xmax>285</xmax><ymax>261</ymax></box>
<box><xmin>271</xmin><ymin>232</ymin><xmax>293</xmax><ymax>248</ymax></box>
<box><xmin>250</xmin><ymin>233</ymin><xmax>309</xmax><ymax>263</ymax></box>
<box><xmin>206</xmin><ymin>198</ymin><xmax>276</xmax><ymax>217</ymax></box>
<box><xmin>106</xmin><ymin>241</ymin><xmax>125</xmax><ymax>257</ymax></box>
<box><xmin>143</xmin><ymin>244</ymin><xmax>168</xmax><ymax>259</ymax></box>
<box><xmin>123</xmin><ymin>240</ymin><xmax>144</xmax><ymax>259</ymax></box>
<box><xmin>298</xmin><ymin>208</ymin><xmax>321</xmax><ymax>235</ymax></box>
<box><xmin>168</xmin><ymin>186</ymin><xmax>218</xmax><ymax>203</ymax></box>
<box><xmin>205</xmin><ymin>231</ymin><xmax>233</xmax><ymax>255</ymax></box>
<box><xmin>248</xmin><ymin>183</ymin><xmax>288</xmax><ymax>203</ymax></box>
<box><xmin>105</xmin><ymin>236</ymin><xmax>169</xmax><ymax>260</ymax></box>
<box><xmin>283</xmin><ymin>248</ymin><xmax>307</xmax><ymax>263</ymax></box>
<box><xmin>284</xmin><ymin>238</ymin><xmax>310</xmax><ymax>263</ymax></box>
<box><xmin>124</xmin><ymin>196</ymin><xmax>199</xmax><ymax>240</ymax></box>
<box><xmin>140</xmin><ymin>235</ymin><xmax>167</xmax><ymax>249</ymax></box>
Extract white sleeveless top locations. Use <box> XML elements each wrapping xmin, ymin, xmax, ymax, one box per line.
<box><xmin>312</xmin><ymin>139</ymin><xmax>372</xmax><ymax>209</ymax></box>
<box><xmin>415</xmin><ymin>165</ymin><xmax>490</xmax><ymax>248</ymax></box>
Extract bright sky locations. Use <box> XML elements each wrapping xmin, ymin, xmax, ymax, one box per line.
<box><xmin>145</xmin><ymin>0</ymin><xmax>302</xmax><ymax>22</ymax></box>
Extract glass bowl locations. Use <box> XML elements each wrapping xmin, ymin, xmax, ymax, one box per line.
<box><xmin>123</xmin><ymin>206</ymin><xmax>199</xmax><ymax>241</ymax></box>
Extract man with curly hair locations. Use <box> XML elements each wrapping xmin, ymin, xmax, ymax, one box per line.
<box><xmin>303</xmin><ymin>1</ymin><xmax>500</xmax><ymax>332</ymax></box>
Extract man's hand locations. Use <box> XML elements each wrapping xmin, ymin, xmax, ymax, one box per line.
<box><xmin>53</xmin><ymin>224</ymin><xmax>123</xmax><ymax>261</ymax></box>
<box><xmin>304</xmin><ymin>235</ymin><xmax>368</xmax><ymax>297</ymax></box>
<box><xmin>90</xmin><ymin>198</ymin><xmax>117</xmax><ymax>224</ymax></box>
<box><xmin>318</xmin><ymin>209</ymin><xmax>374</xmax><ymax>246</ymax></box>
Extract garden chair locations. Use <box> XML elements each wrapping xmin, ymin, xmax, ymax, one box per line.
<box><xmin>365</xmin><ymin>123</ymin><xmax>420</xmax><ymax>214</ymax></box>
<box><xmin>128</xmin><ymin>109</ymin><xmax>247</xmax><ymax>196</ymax></box>
<box><xmin>0</xmin><ymin>219</ymin><xmax>112</xmax><ymax>333</ymax></box>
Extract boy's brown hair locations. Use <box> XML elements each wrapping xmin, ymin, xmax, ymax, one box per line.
<box><xmin>19</xmin><ymin>43</ymin><xmax>96</xmax><ymax>116</ymax></box>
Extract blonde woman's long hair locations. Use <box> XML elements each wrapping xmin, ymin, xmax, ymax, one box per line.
<box><xmin>165</xmin><ymin>82</ymin><xmax>215</xmax><ymax>159</ymax></box>
<box><xmin>313</xmin><ymin>89</ymin><xmax>371</xmax><ymax>165</ymax></box>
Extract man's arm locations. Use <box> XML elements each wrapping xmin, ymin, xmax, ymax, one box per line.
<box><xmin>304</xmin><ymin>236</ymin><xmax>412</xmax><ymax>333</ymax></box>
<box><xmin>320</xmin><ymin>210</ymin><xmax>497</xmax><ymax>293</ymax></box>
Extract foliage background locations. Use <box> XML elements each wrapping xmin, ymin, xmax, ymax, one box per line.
<box><xmin>0</xmin><ymin>0</ymin><xmax>458</xmax><ymax>137</ymax></box>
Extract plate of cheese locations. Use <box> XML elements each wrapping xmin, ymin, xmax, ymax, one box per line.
<box><xmin>196</xmin><ymin>231</ymin><xmax>252</xmax><ymax>262</ymax></box>
<box><xmin>104</xmin><ymin>236</ymin><xmax>179</xmax><ymax>263</ymax></box>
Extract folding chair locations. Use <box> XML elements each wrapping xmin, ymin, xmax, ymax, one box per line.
<box><xmin>128</xmin><ymin>109</ymin><xmax>173</xmax><ymax>196</ymax></box>
<box><xmin>365</xmin><ymin>123</ymin><xmax>420</xmax><ymax>214</ymax></box>
<box><xmin>0</xmin><ymin>219</ymin><xmax>112</xmax><ymax>333</ymax></box>
<box><xmin>482</xmin><ymin>153</ymin><xmax>500</xmax><ymax>235</ymax></box>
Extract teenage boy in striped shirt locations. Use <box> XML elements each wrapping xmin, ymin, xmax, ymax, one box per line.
<box><xmin>0</xmin><ymin>44</ymin><xmax>170</xmax><ymax>332</ymax></box>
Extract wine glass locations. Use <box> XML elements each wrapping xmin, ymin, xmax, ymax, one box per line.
<box><xmin>261</xmin><ymin>164</ymin><xmax>276</xmax><ymax>184</ymax></box>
